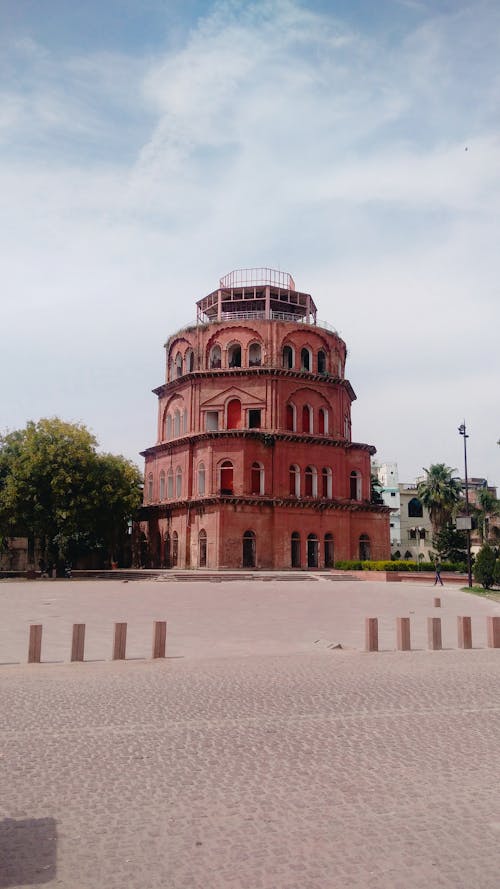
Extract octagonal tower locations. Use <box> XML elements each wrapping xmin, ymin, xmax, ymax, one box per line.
<box><xmin>139</xmin><ymin>269</ymin><xmax>390</xmax><ymax>569</ymax></box>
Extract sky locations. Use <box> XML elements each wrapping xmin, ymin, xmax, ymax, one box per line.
<box><xmin>1</xmin><ymin>0</ymin><xmax>499</xmax><ymax>486</ymax></box>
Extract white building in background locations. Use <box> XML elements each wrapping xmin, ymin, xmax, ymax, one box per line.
<box><xmin>373</xmin><ymin>462</ymin><xmax>433</xmax><ymax>561</ymax></box>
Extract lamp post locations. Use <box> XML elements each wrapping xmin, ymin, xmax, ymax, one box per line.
<box><xmin>458</xmin><ymin>422</ymin><xmax>473</xmax><ymax>587</ymax></box>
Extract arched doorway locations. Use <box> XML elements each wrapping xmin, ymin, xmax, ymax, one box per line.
<box><xmin>324</xmin><ymin>533</ymin><xmax>334</xmax><ymax>568</ymax></box>
<box><xmin>227</xmin><ymin>399</ymin><xmax>242</xmax><ymax>430</ymax></box>
<box><xmin>198</xmin><ymin>529</ymin><xmax>207</xmax><ymax>567</ymax></box>
<box><xmin>242</xmin><ymin>530</ymin><xmax>256</xmax><ymax>568</ymax></box>
<box><xmin>359</xmin><ymin>534</ymin><xmax>371</xmax><ymax>561</ymax></box>
<box><xmin>164</xmin><ymin>533</ymin><xmax>171</xmax><ymax>568</ymax></box>
<box><xmin>220</xmin><ymin>461</ymin><xmax>234</xmax><ymax>495</ymax></box>
<box><xmin>172</xmin><ymin>531</ymin><xmax>179</xmax><ymax>567</ymax></box>
<box><xmin>307</xmin><ymin>533</ymin><xmax>319</xmax><ymax>568</ymax></box>
<box><xmin>291</xmin><ymin>532</ymin><xmax>301</xmax><ymax>568</ymax></box>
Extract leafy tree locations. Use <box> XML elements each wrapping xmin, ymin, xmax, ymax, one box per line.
<box><xmin>432</xmin><ymin>523</ymin><xmax>467</xmax><ymax>562</ymax></box>
<box><xmin>474</xmin><ymin>544</ymin><xmax>497</xmax><ymax>589</ymax></box>
<box><xmin>370</xmin><ymin>473</ymin><xmax>384</xmax><ymax>505</ymax></box>
<box><xmin>474</xmin><ymin>487</ymin><xmax>500</xmax><ymax>545</ymax></box>
<box><xmin>417</xmin><ymin>464</ymin><xmax>462</xmax><ymax>535</ymax></box>
<box><xmin>0</xmin><ymin>418</ymin><xmax>142</xmax><ymax>566</ymax></box>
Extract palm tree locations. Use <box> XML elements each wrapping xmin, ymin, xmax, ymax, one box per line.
<box><xmin>417</xmin><ymin>464</ymin><xmax>462</xmax><ymax>535</ymax></box>
<box><xmin>475</xmin><ymin>488</ymin><xmax>500</xmax><ymax>545</ymax></box>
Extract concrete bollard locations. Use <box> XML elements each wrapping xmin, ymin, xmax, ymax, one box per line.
<box><xmin>433</xmin><ymin>597</ymin><xmax>441</xmax><ymax>608</ymax></box>
<box><xmin>152</xmin><ymin>621</ymin><xmax>167</xmax><ymax>659</ymax></box>
<box><xmin>396</xmin><ymin>617</ymin><xmax>411</xmax><ymax>651</ymax></box>
<box><xmin>457</xmin><ymin>616</ymin><xmax>472</xmax><ymax>650</ymax></box>
<box><xmin>28</xmin><ymin>624</ymin><xmax>42</xmax><ymax>663</ymax></box>
<box><xmin>112</xmin><ymin>622</ymin><xmax>127</xmax><ymax>660</ymax></box>
<box><xmin>427</xmin><ymin>617</ymin><xmax>442</xmax><ymax>650</ymax></box>
<box><xmin>365</xmin><ymin>617</ymin><xmax>378</xmax><ymax>652</ymax></box>
<box><xmin>486</xmin><ymin>616</ymin><xmax>500</xmax><ymax>648</ymax></box>
<box><xmin>71</xmin><ymin>624</ymin><xmax>86</xmax><ymax>662</ymax></box>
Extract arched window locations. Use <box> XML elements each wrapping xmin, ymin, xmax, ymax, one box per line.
<box><xmin>186</xmin><ymin>349</ymin><xmax>194</xmax><ymax>372</ymax></box>
<box><xmin>174</xmin><ymin>410</ymin><xmax>180</xmax><ymax>437</ymax></box>
<box><xmin>175</xmin><ymin>352</ymin><xmax>183</xmax><ymax>378</ymax></box>
<box><xmin>291</xmin><ymin>532</ymin><xmax>301</xmax><ymax>568</ymax></box>
<box><xmin>317</xmin><ymin>350</ymin><xmax>327</xmax><ymax>374</ymax></box>
<box><xmin>164</xmin><ymin>532</ymin><xmax>171</xmax><ymax>568</ymax></box>
<box><xmin>324</xmin><ymin>533</ymin><xmax>334</xmax><ymax>568</ymax></box>
<box><xmin>147</xmin><ymin>473</ymin><xmax>153</xmax><ymax>502</ymax></box>
<box><xmin>164</xmin><ymin>413</ymin><xmax>172</xmax><ymax>441</ymax></box>
<box><xmin>282</xmin><ymin>345</ymin><xmax>294</xmax><ymax>369</ymax></box>
<box><xmin>404</xmin><ymin>550</ymin><xmax>413</xmax><ymax>560</ymax></box>
<box><xmin>228</xmin><ymin>343</ymin><xmax>242</xmax><ymax>368</ymax></box>
<box><xmin>419</xmin><ymin>528</ymin><xmax>426</xmax><ymax>540</ymax></box>
<box><xmin>322</xmin><ymin>467</ymin><xmax>332</xmax><ymax>498</ymax></box>
<box><xmin>307</xmin><ymin>533</ymin><xmax>318</xmax><ymax>568</ymax></box>
<box><xmin>172</xmin><ymin>531</ymin><xmax>179</xmax><ymax>567</ymax></box>
<box><xmin>359</xmin><ymin>534</ymin><xmax>371</xmax><ymax>561</ymax></box>
<box><xmin>289</xmin><ymin>464</ymin><xmax>300</xmax><ymax>496</ymax></box>
<box><xmin>182</xmin><ymin>410</ymin><xmax>187</xmax><ymax>434</ymax></box>
<box><xmin>175</xmin><ymin>467</ymin><xmax>182</xmax><ymax>498</ymax></box>
<box><xmin>344</xmin><ymin>415</ymin><xmax>350</xmax><ymax>440</ymax></box>
<box><xmin>318</xmin><ymin>407</ymin><xmax>328</xmax><ymax>434</ymax></box>
<box><xmin>249</xmin><ymin>343</ymin><xmax>261</xmax><ymax>366</ymax></box>
<box><xmin>220</xmin><ymin>460</ymin><xmax>234</xmax><ymax>495</ymax></box>
<box><xmin>169</xmin><ymin>359</ymin><xmax>175</xmax><ymax>382</ymax></box>
<box><xmin>286</xmin><ymin>403</ymin><xmax>295</xmax><ymax>431</ymax></box>
<box><xmin>251</xmin><ymin>462</ymin><xmax>264</xmax><ymax>495</ymax></box>
<box><xmin>301</xmin><ymin>347</ymin><xmax>311</xmax><ymax>372</ymax></box>
<box><xmin>209</xmin><ymin>345</ymin><xmax>221</xmax><ymax>369</ymax></box>
<box><xmin>350</xmin><ymin>470</ymin><xmax>361</xmax><ymax>500</ymax></box>
<box><xmin>302</xmin><ymin>405</ymin><xmax>312</xmax><ymax>434</ymax></box>
<box><xmin>198</xmin><ymin>529</ymin><xmax>207</xmax><ymax>567</ymax></box>
<box><xmin>408</xmin><ymin>497</ymin><xmax>423</xmax><ymax>518</ymax></box>
<box><xmin>304</xmin><ymin>466</ymin><xmax>317</xmax><ymax>497</ymax></box>
<box><xmin>159</xmin><ymin>470</ymin><xmax>165</xmax><ymax>501</ymax></box>
<box><xmin>167</xmin><ymin>469</ymin><xmax>173</xmax><ymax>500</ymax></box>
<box><xmin>227</xmin><ymin>398</ymin><xmax>242</xmax><ymax>430</ymax></box>
<box><xmin>198</xmin><ymin>462</ymin><xmax>206</xmax><ymax>496</ymax></box>
<box><xmin>242</xmin><ymin>530</ymin><xmax>256</xmax><ymax>567</ymax></box>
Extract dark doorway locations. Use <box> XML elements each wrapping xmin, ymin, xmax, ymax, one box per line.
<box><xmin>242</xmin><ymin>530</ymin><xmax>256</xmax><ymax>568</ymax></box>
<box><xmin>324</xmin><ymin>533</ymin><xmax>334</xmax><ymax>568</ymax></box>
<box><xmin>291</xmin><ymin>532</ymin><xmax>301</xmax><ymax>568</ymax></box>
<box><xmin>198</xmin><ymin>530</ymin><xmax>207</xmax><ymax>567</ymax></box>
<box><xmin>307</xmin><ymin>533</ymin><xmax>319</xmax><ymax>568</ymax></box>
<box><xmin>359</xmin><ymin>534</ymin><xmax>371</xmax><ymax>560</ymax></box>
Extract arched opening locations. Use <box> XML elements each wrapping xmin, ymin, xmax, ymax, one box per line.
<box><xmin>220</xmin><ymin>461</ymin><xmax>234</xmax><ymax>495</ymax></box>
<box><xmin>163</xmin><ymin>412</ymin><xmax>172</xmax><ymax>441</ymax></box>
<box><xmin>291</xmin><ymin>532</ymin><xmax>301</xmax><ymax>568</ymax></box>
<box><xmin>159</xmin><ymin>471</ymin><xmax>165</xmax><ymax>501</ymax></box>
<box><xmin>175</xmin><ymin>467</ymin><xmax>182</xmax><ymax>498</ymax></box>
<box><xmin>251</xmin><ymin>462</ymin><xmax>264</xmax><ymax>495</ymax></box>
<box><xmin>302</xmin><ymin>405</ymin><xmax>312</xmax><ymax>434</ymax></box>
<box><xmin>350</xmin><ymin>470</ymin><xmax>361</xmax><ymax>500</ymax></box>
<box><xmin>322</xmin><ymin>467</ymin><xmax>332</xmax><ymax>498</ymax></box>
<box><xmin>209</xmin><ymin>345</ymin><xmax>221</xmax><ymax>369</ymax></box>
<box><xmin>286</xmin><ymin>403</ymin><xmax>295</xmax><ymax>431</ymax></box>
<box><xmin>318</xmin><ymin>407</ymin><xmax>328</xmax><ymax>434</ymax></box>
<box><xmin>198</xmin><ymin>529</ymin><xmax>207</xmax><ymax>567</ymax></box>
<box><xmin>404</xmin><ymin>550</ymin><xmax>413</xmax><ymax>560</ymax></box>
<box><xmin>408</xmin><ymin>497</ymin><xmax>423</xmax><ymax>518</ymax></box>
<box><xmin>167</xmin><ymin>469</ymin><xmax>173</xmax><ymax>499</ymax></box>
<box><xmin>228</xmin><ymin>343</ymin><xmax>242</xmax><ymax>368</ymax></box>
<box><xmin>282</xmin><ymin>345</ymin><xmax>294</xmax><ymax>369</ymax></box>
<box><xmin>227</xmin><ymin>398</ymin><xmax>242</xmax><ymax>430</ymax></box>
<box><xmin>242</xmin><ymin>530</ymin><xmax>256</xmax><ymax>568</ymax></box>
<box><xmin>198</xmin><ymin>462</ymin><xmax>206</xmax><ymax>495</ymax></box>
<box><xmin>172</xmin><ymin>531</ymin><xmax>179</xmax><ymax>567</ymax></box>
<box><xmin>186</xmin><ymin>349</ymin><xmax>194</xmax><ymax>372</ymax></box>
<box><xmin>173</xmin><ymin>409</ymin><xmax>180</xmax><ymax>437</ymax></box>
<box><xmin>249</xmin><ymin>343</ymin><xmax>262</xmax><ymax>366</ymax></box>
<box><xmin>304</xmin><ymin>466</ymin><xmax>317</xmax><ymax>497</ymax></box>
<box><xmin>359</xmin><ymin>534</ymin><xmax>371</xmax><ymax>561</ymax></box>
<box><xmin>175</xmin><ymin>352</ymin><xmax>183</xmax><ymax>378</ymax></box>
<box><xmin>301</xmin><ymin>347</ymin><xmax>311</xmax><ymax>371</ymax></box>
<box><xmin>317</xmin><ymin>350</ymin><xmax>327</xmax><ymax>374</ymax></box>
<box><xmin>307</xmin><ymin>533</ymin><xmax>319</xmax><ymax>568</ymax></box>
<box><xmin>324</xmin><ymin>533</ymin><xmax>334</xmax><ymax>568</ymax></box>
<box><xmin>289</xmin><ymin>464</ymin><xmax>300</xmax><ymax>496</ymax></box>
<box><xmin>164</xmin><ymin>533</ymin><xmax>171</xmax><ymax>568</ymax></box>
<box><xmin>147</xmin><ymin>473</ymin><xmax>153</xmax><ymax>502</ymax></box>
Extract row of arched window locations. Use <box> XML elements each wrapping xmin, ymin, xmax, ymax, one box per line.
<box><xmin>146</xmin><ymin>464</ymin><xmax>363</xmax><ymax>502</ymax></box>
<box><xmin>169</xmin><ymin>343</ymin><xmax>342</xmax><ymax>379</ymax></box>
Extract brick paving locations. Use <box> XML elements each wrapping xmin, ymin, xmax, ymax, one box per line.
<box><xmin>1</xmin><ymin>579</ymin><xmax>500</xmax><ymax>888</ymax></box>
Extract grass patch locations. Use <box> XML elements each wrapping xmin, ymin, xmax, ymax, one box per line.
<box><xmin>462</xmin><ymin>585</ymin><xmax>500</xmax><ymax>603</ymax></box>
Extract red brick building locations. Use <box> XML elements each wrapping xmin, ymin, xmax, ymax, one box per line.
<box><xmin>138</xmin><ymin>269</ymin><xmax>390</xmax><ymax>568</ymax></box>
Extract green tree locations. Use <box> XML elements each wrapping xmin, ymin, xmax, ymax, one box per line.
<box><xmin>417</xmin><ymin>464</ymin><xmax>462</xmax><ymax>536</ymax></box>
<box><xmin>432</xmin><ymin>523</ymin><xmax>467</xmax><ymax>563</ymax></box>
<box><xmin>370</xmin><ymin>473</ymin><xmax>384</xmax><ymax>505</ymax></box>
<box><xmin>0</xmin><ymin>418</ymin><xmax>142</xmax><ymax>566</ymax></box>
<box><xmin>474</xmin><ymin>487</ymin><xmax>500</xmax><ymax>545</ymax></box>
<box><xmin>474</xmin><ymin>544</ymin><xmax>497</xmax><ymax>589</ymax></box>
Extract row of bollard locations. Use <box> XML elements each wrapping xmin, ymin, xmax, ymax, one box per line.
<box><xmin>27</xmin><ymin>621</ymin><xmax>167</xmax><ymax>664</ymax></box>
<box><xmin>365</xmin><ymin>615</ymin><xmax>500</xmax><ymax>652</ymax></box>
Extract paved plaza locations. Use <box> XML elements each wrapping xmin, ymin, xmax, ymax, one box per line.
<box><xmin>1</xmin><ymin>577</ymin><xmax>500</xmax><ymax>888</ymax></box>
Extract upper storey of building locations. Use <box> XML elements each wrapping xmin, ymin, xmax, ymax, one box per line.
<box><xmin>196</xmin><ymin>268</ymin><xmax>317</xmax><ymax>325</ymax></box>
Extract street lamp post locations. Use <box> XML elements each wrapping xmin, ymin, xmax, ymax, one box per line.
<box><xmin>458</xmin><ymin>422</ymin><xmax>473</xmax><ymax>588</ymax></box>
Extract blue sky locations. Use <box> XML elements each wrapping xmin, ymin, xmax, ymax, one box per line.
<box><xmin>1</xmin><ymin>0</ymin><xmax>499</xmax><ymax>485</ymax></box>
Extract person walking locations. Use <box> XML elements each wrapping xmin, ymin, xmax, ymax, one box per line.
<box><xmin>433</xmin><ymin>559</ymin><xmax>444</xmax><ymax>586</ymax></box>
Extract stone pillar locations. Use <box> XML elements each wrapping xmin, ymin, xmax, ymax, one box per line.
<box><xmin>457</xmin><ymin>616</ymin><xmax>472</xmax><ymax>649</ymax></box>
<box><xmin>365</xmin><ymin>617</ymin><xmax>378</xmax><ymax>652</ymax></box>
<box><xmin>113</xmin><ymin>622</ymin><xmax>127</xmax><ymax>660</ymax></box>
<box><xmin>427</xmin><ymin>617</ymin><xmax>442</xmax><ymax>650</ymax></box>
<box><xmin>71</xmin><ymin>624</ymin><xmax>86</xmax><ymax>662</ymax></box>
<box><xmin>396</xmin><ymin>617</ymin><xmax>411</xmax><ymax>651</ymax></box>
<box><xmin>152</xmin><ymin>621</ymin><xmax>167</xmax><ymax>659</ymax></box>
<box><xmin>28</xmin><ymin>625</ymin><xmax>42</xmax><ymax>663</ymax></box>
<box><xmin>487</xmin><ymin>616</ymin><xmax>500</xmax><ymax>648</ymax></box>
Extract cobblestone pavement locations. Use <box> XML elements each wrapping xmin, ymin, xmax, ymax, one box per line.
<box><xmin>1</xmin><ymin>580</ymin><xmax>500</xmax><ymax>888</ymax></box>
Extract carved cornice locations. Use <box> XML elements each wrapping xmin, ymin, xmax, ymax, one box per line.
<box><xmin>152</xmin><ymin>367</ymin><xmax>356</xmax><ymax>402</ymax></box>
<box><xmin>138</xmin><ymin>496</ymin><xmax>390</xmax><ymax>519</ymax></box>
<box><xmin>140</xmin><ymin>430</ymin><xmax>376</xmax><ymax>458</ymax></box>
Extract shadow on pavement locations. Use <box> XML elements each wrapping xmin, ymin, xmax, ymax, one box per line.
<box><xmin>0</xmin><ymin>817</ymin><xmax>56</xmax><ymax>887</ymax></box>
